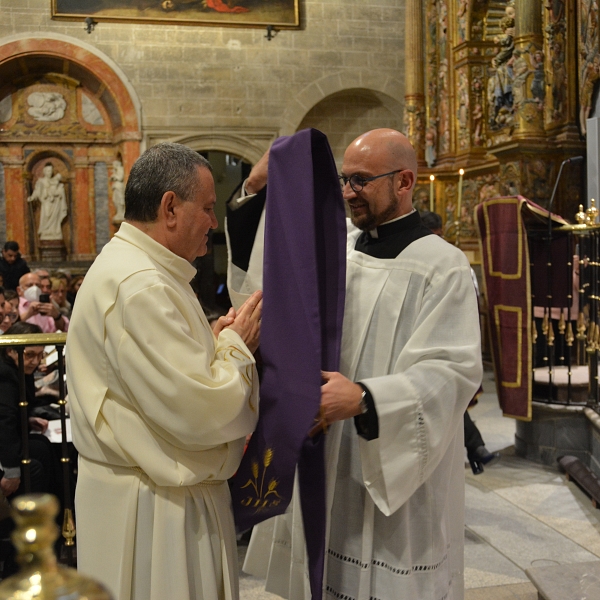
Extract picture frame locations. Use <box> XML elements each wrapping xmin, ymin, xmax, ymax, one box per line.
<box><xmin>52</xmin><ymin>0</ymin><xmax>300</xmax><ymax>30</ymax></box>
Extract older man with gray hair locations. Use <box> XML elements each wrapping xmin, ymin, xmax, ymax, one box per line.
<box><xmin>67</xmin><ymin>142</ymin><xmax>262</xmax><ymax>600</ymax></box>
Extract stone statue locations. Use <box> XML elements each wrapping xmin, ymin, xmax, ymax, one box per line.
<box><xmin>111</xmin><ymin>160</ymin><xmax>125</xmax><ymax>222</ymax></box>
<box><xmin>425</xmin><ymin>126</ymin><xmax>437</xmax><ymax>167</ymax></box>
<box><xmin>28</xmin><ymin>163</ymin><xmax>68</xmax><ymax>241</ymax></box>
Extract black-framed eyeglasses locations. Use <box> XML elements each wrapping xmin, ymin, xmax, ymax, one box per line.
<box><xmin>339</xmin><ymin>169</ymin><xmax>403</xmax><ymax>193</ymax></box>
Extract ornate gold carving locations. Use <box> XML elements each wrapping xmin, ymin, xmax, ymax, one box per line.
<box><xmin>577</xmin><ymin>311</ymin><xmax>587</xmax><ymax>340</ymax></box>
<box><xmin>578</xmin><ymin>0</ymin><xmax>600</xmax><ymax>135</ymax></box>
<box><xmin>559</xmin><ymin>312</ymin><xmax>566</xmax><ymax>334</ymax></box>
<box><xmin>566</xmin><ymin>321</ymin><xmax>575</xmax><ymax>346</ymax></box>
<box><xmin>403</xmin><ymin>96</ymin><xmax>426</xmax><ymax>160</ymax></box>
<box><xmin>544</xmin><ymin>0</ymin><xmax>568</xmax><ymax>125</ymax></box>
<box><xmin>547</xmin><ymin>319</ymin><xmax>555</xmax><ymax>346</ymax></box>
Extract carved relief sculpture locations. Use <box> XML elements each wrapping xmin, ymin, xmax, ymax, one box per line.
<box><xmin>111</xmin><ymin>160</ymin><xmax>125</xmax><ymax>223</ymax></box>
<box><xmin>471</xmin><ymin>70</ymin><xmax>484</xmax><ymax>146</ymax></box>
<box><xmin>488</xmin><ymin>8</ymin><xmax>516</xmax><ymax>131</ymax></box>
<box><xmin>457</xmin><ymin>0</ymin><xmax>469</xmax><ymax>43</ymax></box>
<box><xmin>425</xmin><ymin>126</ymin><xmax>437</xmax><ymax>167</ymax></box>
<box><xmin>438</xmin><ymin>0</ymin><xmax>451</xmax><ymax>154</ymax></box>
<box><xmin>457</xmin><ymin>68</ymin><xmax>470</xmax><ymax>150</ymax></box>
<box><xmin>27</xmin><ymin>92</ymin><xmax>67</xmax><ymax>122</ymax></box>
<box><xmin>28</xmin><ymin>163</ymin><xmax>68</xmax><ymax>241</ymax></box>
<box><xmin>426</xmin><ymin>0</ymin><xmax>439</xmax><ymax>162</ymax></box>
<box><xmin>578</xmin><ymin>0</ymin><xmax>600</xmax><ymax>134</ymax></box>
<box><xmin>544</xmin><ymin>0</ymin><xmax>568</xmax><ymax>124</ymax></box>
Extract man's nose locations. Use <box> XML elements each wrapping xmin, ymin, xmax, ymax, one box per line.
<box><xmin>342</xmin><ymin>182</ymin><xmax>357</xmax><ymax>200</ymax></box>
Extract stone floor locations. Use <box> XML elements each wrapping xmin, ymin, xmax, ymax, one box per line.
<box><xmin>238</xmin><ymin>369</ymin><xmax>600</xmax><ymax>599</ymax></box>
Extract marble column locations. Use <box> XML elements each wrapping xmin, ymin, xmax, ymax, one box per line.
<box><xmin>94</xmin><ymin>161</ymin><xmax>110</xmax><ymax>254</ymax></box>
<box><xmin>404</xmin><ymin>0</ymin><xmax>426</xmax><ymax>164</ymax></box>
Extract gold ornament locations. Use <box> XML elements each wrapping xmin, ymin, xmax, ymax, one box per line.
<box><xmin>0</xmin><ymin>494</ymin><xmax>113</xmax><ymax>600</ymax></box>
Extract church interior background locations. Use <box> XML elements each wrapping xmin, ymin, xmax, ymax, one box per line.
<box><xmin>4</xmin><ymin>1</ymin><xmax>600</xmax><ymax>598</ymax></box>
<box><xmin>0</xmin><ymin>0</ymin><xmax>594</xmax><ymax>294</ymax></box>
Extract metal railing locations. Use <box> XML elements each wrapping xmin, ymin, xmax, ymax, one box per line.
<box><xmin>531</xmin><ymin>208</ymin><xmax>600</xmax><ymax>409</ymax></box>
<box><xmin>0</xmin><ymin>332</ymin><xmax>75</xmax><ymax>565</ymax></box>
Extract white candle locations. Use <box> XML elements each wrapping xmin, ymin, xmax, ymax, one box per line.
<box><xmin>429</xmin><ymin>174</ymin><xmax>435</xmax><ymax>211</ymax></box>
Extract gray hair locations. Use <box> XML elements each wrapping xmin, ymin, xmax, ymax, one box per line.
<box><xmin>124</xmin><ymin>142</ymin><xmax>212</xmax><ymax>222</ymax></box>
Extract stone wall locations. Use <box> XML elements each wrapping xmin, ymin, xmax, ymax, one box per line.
<box><xmin>0</xmin><ymin>0</ymin><xmax>406</xmax><ymax>163</ymax></box>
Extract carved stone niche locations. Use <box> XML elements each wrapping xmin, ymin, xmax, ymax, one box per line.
<box><xmin>26</xmin><ymin>155</ymin><xmax>71</xmax><ymax>261</ymax></box>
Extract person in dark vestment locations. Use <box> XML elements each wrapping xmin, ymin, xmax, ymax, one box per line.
<box><xmin>0</xmin><ymin>241</ymin><xmax>30</xmax><ymax>292</ymax></box>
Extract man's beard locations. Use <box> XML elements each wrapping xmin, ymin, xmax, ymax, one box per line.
<box><xmin>349</xmin><ymin>182</ymin><xmax>400</xmax><ymax>231</ymax></box>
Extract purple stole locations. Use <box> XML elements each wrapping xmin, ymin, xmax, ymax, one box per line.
<box><xmin>229</xmin><ymin>128</ymin><xmax>347</xmax><ymax>599</ymax></box>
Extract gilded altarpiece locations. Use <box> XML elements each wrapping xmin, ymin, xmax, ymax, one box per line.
<box><xmin>413</xmin><ymin>0</ymin><xmax>586</xmax><ymax>260</ymax></box>
<box><xmin>0</xmin><ymin>39</ymin><xmax>141</xmax><ymax>262</ymax></box>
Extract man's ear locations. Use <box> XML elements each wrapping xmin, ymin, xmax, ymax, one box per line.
<box><xmin>159</xmin><ymin>191</ymin><xmax>179</xmax><ymax>227</ymax></box>
<box><xmin>398</xmin><ymin>170</ymin><xmax>416</xmax><ymax>194</ymax></box>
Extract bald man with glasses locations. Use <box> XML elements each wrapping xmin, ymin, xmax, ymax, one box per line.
<box><xmin>230</xmin><ymin>128</ymin><xmax>482</xmax><ymax>600</ymax></box>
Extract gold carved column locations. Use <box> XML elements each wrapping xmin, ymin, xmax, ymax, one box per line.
<box><xmin>404</xmin><ymin>0</ymin><xmax>426</xmax><ymax>165</ymax></box>
<box><xmin>512</xmin><ymin>0</ymin><xmax>545</xmax><ymax>138</ymax></box>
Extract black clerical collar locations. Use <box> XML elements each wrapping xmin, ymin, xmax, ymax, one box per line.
<box><xmin>365</xmin><ymin>210</ymin><xmax>417</xmax><ymax>239</ymax></box>
<box><xmin>355</xmin><ymin>210</ymin><xmax>433</xmax><ymax>259</ymax></box>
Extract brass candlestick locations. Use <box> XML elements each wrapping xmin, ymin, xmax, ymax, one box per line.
<box><xmin>0</xmin><ymin>494</ymin><xmax>113</xmax><ymax>599</ymax></box>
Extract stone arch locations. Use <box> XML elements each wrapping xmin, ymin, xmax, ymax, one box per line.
<box><xmin>293</xmin><ymin>86</ymin><xmax>405</xmax><ymax>164</ymax></box>
<box><xmin>0</xmin><ymin>32</ymin><xmax>142</xmax><ymax>157</ymax></box>
<box><xmin>163</xmin><ymin>131</ymin><xmax>275</xmax><ymax>165</ymax></box>
<box><xmin>281</xmin><ymin>71</ymin><xmax>405</xmax><ymax>136</ymax></box>
<box><xmin>0</xmin><ymin>33</ymin><xmax>142</xmax><ymax>260</ymax></box>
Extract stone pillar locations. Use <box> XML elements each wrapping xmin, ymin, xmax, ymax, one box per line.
<box><xmin>3</xmin><ymin>150</ymin><xmax>28</xmax><ymax>255</ymax></box>
<box><xmin>513</xmin><ymin>0</ymin><xmax>545</xmax><ymax>138</ymax></box>
<box><xmin>72</xmin><ymin>146</ymin><xmax>94</xmax><ymax>260</ymax></box>
<box><xmin>94</xmin><ymin>161</ymin><xmax>110</xmax><ymax>254</ymax></box>
<box><xmin>404</xmin><ymin>0</ymin><xmax>426</xmax><ymax>164</ymax></box>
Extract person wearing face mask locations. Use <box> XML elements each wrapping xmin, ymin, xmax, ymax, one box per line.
<box><xmin>16</xmin><ymin>273</ymin><xmax>68</xmax><ymax>333</ymax></box>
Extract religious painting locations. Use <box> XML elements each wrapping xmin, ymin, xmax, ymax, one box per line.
<box><xmin>52</xmin><ymin>0</ymin><xmax>300</xmax><ymax>29</ymax></box>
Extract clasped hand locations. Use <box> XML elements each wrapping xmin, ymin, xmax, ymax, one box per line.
<box><xmin>310</xmin><ymin>371</ymin><xmax>363</xmax><ymax>436</ymax></box>
<box><xmin>212</xmin><ymin>290</ymin><xmax>263</xmax><ymax>353</ymax></box>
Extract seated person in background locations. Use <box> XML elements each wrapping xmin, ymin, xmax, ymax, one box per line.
<box><xmin>0</xmin><ymin>321</ymin><xmax>62</xmax><ymax>577</ymax></box>
<box><xmin>66</xmin><ymin>274</ymin><xmax>84</xmax><ymax>308</ymax></box>
<box><xmin>0</xmin><ymin>241</ymin><xmax>30</xmax><ymax>291</ymax></box>
<box><xmin>50</xmin><ymin>277</ymin><xmax>72</xmax><ymax>319</ymax></box>
<box><xmin>17</xmin><ymin>273</ymin><xmax>68</xmax><ymax>333</ymax></box>
<box><xmin>4</xmin><ymin>289</ymin><xmax>19</xmax><ymax>312</ymax></box>
<box><xmin>1</xmin><ymin>291</ymin><xmax>19</xmax><ymax>334</ymax></box>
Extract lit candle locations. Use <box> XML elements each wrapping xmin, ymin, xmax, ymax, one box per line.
<box><xmin>457</xmin><ymin>169</ymin><xmax>464</xmax><ymax>222</ymax></box>
<box><xmin>429</xmin><ymin>174</ymin><xmax>435</xmax><ymax>211</ymax></box>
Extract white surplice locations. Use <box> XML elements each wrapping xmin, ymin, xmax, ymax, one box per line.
<box><xmin>67</xmin><ymin>223</ymin><xmax>259</xmax><ymax>600</ymax></box>
<box><xmin>233</xmin><ymin>220</ymin><xmax>482</xmax><ymax>600</ymax></box>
